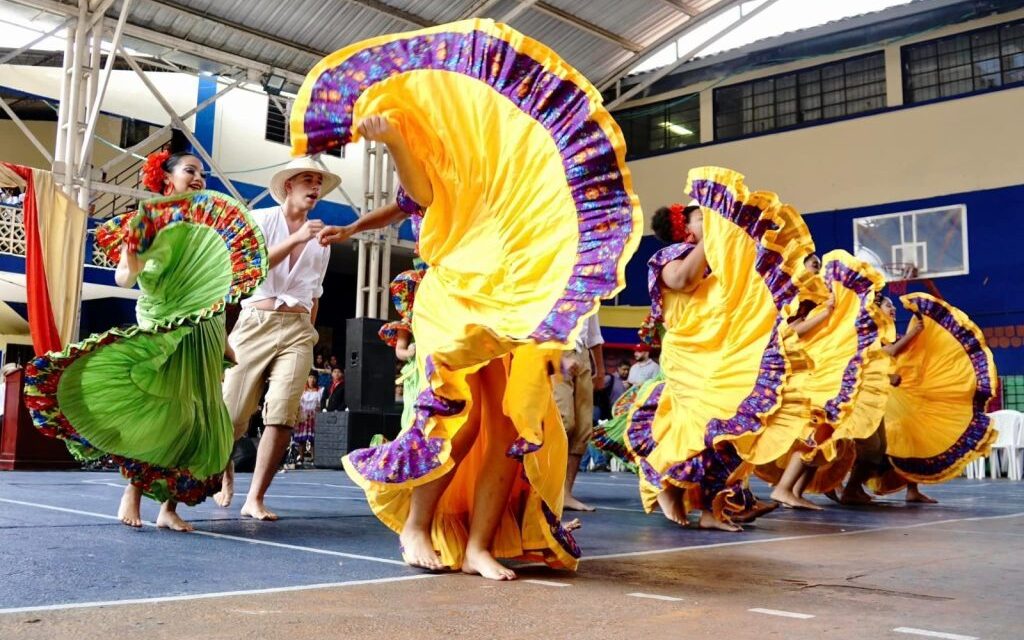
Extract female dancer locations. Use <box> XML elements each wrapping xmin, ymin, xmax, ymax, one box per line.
<box><xmin>378</xmin><ymin>269</ymin><xmax>424</xmax><ymax>434</ymax></box>
<box><xmin>293</xmin><ymin>20</ymin><xmax>642</xmax><ymax>579</ymax></box>
<box><xmin>25</xmin><ymin>150</ymin><xmax>266</xmax><ymax>531</ymax></box>
<box><xmin>839</xmin><ymin>293</ymin><xmax>996</xmax><ymax>503</ymax></box>
<box><xmin>621</xmin><ymin>168</ymin><xmax>818</xmax><ymax>532</ymax></box>
<box><xmin>760</xmin><ymin>250</ymin><xmax>892</xmax><ymax>509</ymax></box>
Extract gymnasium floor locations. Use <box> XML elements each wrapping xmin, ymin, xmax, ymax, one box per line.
<box><xmin>1</xmin><ymin>470</ymin><xmax>1020</xmax><ymax>639</ymax></box>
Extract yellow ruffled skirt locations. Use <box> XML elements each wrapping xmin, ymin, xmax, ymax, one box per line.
<box><xmin>292</xmin><ymin>19</ymin><xmax>643</xmax><ymax>569</ymax></box>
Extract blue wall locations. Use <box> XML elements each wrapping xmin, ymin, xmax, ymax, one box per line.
<box><xmin>615</xmin><ymin>183</ymin><xmax>1024</xmax><ymax>375</ymax></box>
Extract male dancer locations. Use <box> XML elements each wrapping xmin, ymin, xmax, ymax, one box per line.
<box><xmin>215</xmin><ymin>157</ymin><xmax>341</xmax><ymax>520</ymax></box>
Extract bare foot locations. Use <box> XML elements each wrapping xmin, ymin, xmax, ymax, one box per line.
<box><xmin>213</xmin><ymin>487</ymin><xmax>233</xmax><ymax>508</ymax></box>
<box><xmin>118</xmin><ymin>485</ymin><xmax>143</xmax><ymax>528</ymax></box>
<box><xmin>399</xmin><ymin>528</ymin><xmax>444</xmax><ymax>570</ymax></box>
<box><xmin>698</xmin><ymin>510</ymin><xmax>742</xmax><ymax>532</ymax></box>
<box><xmin>564</xmin><ymin>518</ymin><xmax>582</xmax><ymax>532</ymax></box>
<box><xmin>563</xmin><ymin>495</ymin><xmax>595</xmax><ymax>512</ymax></box>
<box><xmin>906</xmin><ymin>486</ymin><xmax>938</xmax><ymax>504</ymax></box>
<box><xmin>462</xmin><ymin>547</ymin><xmax>516</xmax><ymax>581</ymax></box>
<box><xmin>214</xmin><ymin>464</ymin><xmax>234</xmax><ymax>507</ymax></box>
<box><xmin>839</xmin><ymin>485</ymin><xmax>874</xmax><ymax>506</ymax></box>
<box><xmin>733</xmin><ymin>499</ymin><xmax>779</xmax><ymax>523</ymax></box>
<box><xmin>155</xmin><ymin>503</ymin><xmax>194</xmax><ymax>532</ymax></box>
<box><xmin>240</xmin><ymin>499</ymin><xmax>279</xmax><ymax>521</ymax></box>
<box><xmin>771</xmin><ymin>487</ymin><xmax>824</xmax><ymax>511</ymax></box>
<box><xmin>656</xmin><ymin>489</ymin><xmax>687</xmax><ymax>526</ymax></box>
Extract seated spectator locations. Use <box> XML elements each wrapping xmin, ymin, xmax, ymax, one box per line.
<box><xmin>321</xmin><ymin>367</ymin><xmax>345</xmax><ymax>411</ymax></box>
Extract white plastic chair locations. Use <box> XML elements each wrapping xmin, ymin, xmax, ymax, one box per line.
<box><xmin>983</xmin><ymin>410</ymin><xmax>1024</xmax><ymax>480</ymax></box>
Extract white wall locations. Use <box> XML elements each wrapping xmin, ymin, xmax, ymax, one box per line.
<box><xmin>628</xmin><ymin>86</ymin><xmax>1024</xmax><ymax>218</ymax></box>
<box><xmin>211</xmin><ymin>88</ymin><xmax>365</xmax><ymax>209</ymax></box>
<box><xmin>0</xmin><ymin>65</ymin><xmax>198</xmax><ymax>128</ymax></box>
<box><xmin>620</xmin><ymin>8</ymin><xmax>1024</xmax><ymax>222</ymax></box>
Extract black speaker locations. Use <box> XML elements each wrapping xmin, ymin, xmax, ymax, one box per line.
<box><xmin>345</xmin><ymin>317</ymin><xmax>396</xmax><ymax>412</ymax></box>
<box><xmin>231</xmin><ymin>437</ymin><xmax>258</xmax><ymax>473</ymax></box>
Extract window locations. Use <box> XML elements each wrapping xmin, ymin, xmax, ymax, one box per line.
<box><xmin>266</xmin><ymin>98</ymin><xmax>342</xmax><ymax>157</ymax></box>
<box><xmin>120</xmin><ymin>118</ymin><xmax>151</xmax><ymax>149</ymax></box>
<box><xmin>903</xmin><ymin>19</ymin><xmax>1024</xmax><ymax>103</ymax></box>
<box><xmin>714</xmin><ymin>53</ymin><xmax>886</xmax><ymax>140</ymax></box>
<box><xmin>615</xmin><ymin>94</ymin><xmax>700</xmax><ymax>160</ymax></box>
<box><xmin>852</xmin><ymin>204</ymin><xmax>969</xmax><ymax>280</ymax></box>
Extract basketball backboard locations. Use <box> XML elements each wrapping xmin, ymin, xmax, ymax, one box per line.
<box><xmin>853</xmin><ymin>204</ymin><xmax>968</xmax><ymax>281</ymax></box>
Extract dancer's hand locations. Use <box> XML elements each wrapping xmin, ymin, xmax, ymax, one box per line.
<box><xmin>824</xmin><ymin>293</ymin><xmax>836</xmax><ymax>313</ymax></box>
<box><xmin>357</xmin><ymin>115</ymin><xmax>399</xmax><ymax>145</ymax></box>
<box><xmin>889</xmin><ymin>373</ymin><xmax>902</xmax><ymax>387</ymax></box>
<box><xmin>907</xmin><ymin>314</ymin><xmax>924</xmax><ymax>338</ymax></box>
<box><xmin>318</xmin><ymin>224</ymin><xmax>354</xmax><ymax>246</ymax></box>
<box><xmin>291</xmin><ymin>219</ymin><xmax>325</xmax><ymax>244</ymax></box>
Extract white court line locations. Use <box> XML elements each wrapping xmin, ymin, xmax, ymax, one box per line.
<box><xmin>580</xmin><ymin>510</ymin><xmax>1024</xmax><ymax>562</ymax></box>
<box><xmin>893</xmin><ymin>627</ymin><xmax>978</xmax><ymax>640</ymax></box>
<box><xmin>749</xmin><ymin>608</ymin><xmax>815</xmax><ymax>619</ymax></box>
<box><xmin>523</xmin><ymin>579</ymin><xmax>571</xmax><ymax>588</ymax></box>
<box><xmin>627</xmin><ymin>592</ymin><xmax>684</xmax><ymax>602</ymax></box>
<box><xmin>0</xmin><ymin>574</ymin><xmax>440</xmax><ymax>615</ymax></box>
<box><xmin>0</xmin><ymin>498</ymin><xmax>405</xmax><ymax>566</ymax></box>
<box><xmin>589</xmin><ymin>505</ymin><xmax>645</xmax><ymax>513</ymax></box>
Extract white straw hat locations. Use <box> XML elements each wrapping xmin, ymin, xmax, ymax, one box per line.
<box><xmin>269</xmin><ymin>157</ymin><xmax>342</xmax><ymax>205</ymax></box>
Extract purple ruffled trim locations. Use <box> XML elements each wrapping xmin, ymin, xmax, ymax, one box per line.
<box><xmin>541</xmin><ymin>502</ymin><xmax>581</xmax><ymax>560</ymax></box>
<box><xmin>299</xmin><ymin>28</ymin><xmax>635</xmax><ymax>345</ymax></box>
<box><xmin>625</xmin><ymin>381</ymin><xmax>664</xmax><ymax>459</ymax></box>
<box><xmin>887</xmin><ymin>295</ymin><xmax>996</xmax><ymax>477</ymax></box>
<box><xmin>662</xmin><ymin>445</ymin><xmax>754</xmax><ymax>514</ymax></box>
<box><xmin>704</xmin><ymin>321</ymin><xmax>788</xmax><ymax>445</ymax></box>
<box><xmin>396</xmin><ymin>186</ymin><xmax>424</xmax><ymax>216</ymax></box>
<box><xmin>506</xmin><ymin>437</ymin><xmax>542</xmax><ymax>460</ymax></box>
<box><xmin>688</xmin><ymin>178</ymin><xmax>799</xmax><ymax>312</ymax></box>
<box><xmin>647</xmin><ymin>243</ymin><xmax>694</xmax><ymax>323</ymax></box>
<box><xmin>889</xmin><ymin>413</ymin><xmax>991</xmax><ymax>477</ymax></box>
<box><xmin>820</xmin><ymin>259</ymin><xmax>881</xmax><ymax>423</ymax></box>
<box><xmin>346</xmin><ymin>384</ymin><xmax>461</xmax><ymax>484</ymax></box>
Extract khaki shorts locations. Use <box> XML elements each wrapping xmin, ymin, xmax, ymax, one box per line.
<box><xmin>552</xmin><ymin>350</ymin><xmax>594</xmax><ymax>456</ymax></box>
<box><xmin>223</xmin><ymin>307</ymin><xmax>317</xmax><ymax>438</ymax></box>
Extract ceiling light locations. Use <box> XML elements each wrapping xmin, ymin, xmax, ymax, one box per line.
<box><xmin>661</xmin><ymin>121</ymin><xmax>693</xmax><ymax>136</ymax></box>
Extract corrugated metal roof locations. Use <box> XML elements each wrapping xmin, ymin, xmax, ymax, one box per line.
<box><xmin>75</xmin><ymin>0</ymin><xmax>733</xmax><ymax>89</ymax></box>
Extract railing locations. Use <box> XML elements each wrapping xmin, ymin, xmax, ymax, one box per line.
<box><xmin>91</xmin><ymin>132</ymin><xmax>170</xmax><ymax>219</ymax></box>
<box><xmin>0</xmin><ymin>204</ymin><xmax>115</xmax><ymax>270</ymax></box>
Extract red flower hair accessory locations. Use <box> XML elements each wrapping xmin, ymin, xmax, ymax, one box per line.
<box><xmin>668</xmin><ymin>203</ymin><xmax>693</xmax><ymax>243</ymax></box>
<box><xmin>140</xmin><ymin>150</ymin><xmax>170</xmax><ymax>194</ymax></box>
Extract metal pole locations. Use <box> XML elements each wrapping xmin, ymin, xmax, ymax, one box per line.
<box><xmin>62</xmin><ymin>2</ymin><xmax>89</xmax><ymax>197</ymax></box>
<box><xmin>98</xmin><ymin>77</ymin><xmax>242</xmax><ymax>175</ymax></box>
<box><xmin>355</xmin><ymin>238</ymin><xmax>366</xmax><ymax>318</ymax></box>
<box><xmin>367</xmin><ymin>139</ymin><xmax>387</xmax><ymax>318</ymax></box>
<box><xmin>52</xmin><ymin>20</ymin><xmax>74</xmax><ymax>169</ymax></box>
<box><xmin>118</xmin><ymin>45</ymin><xmax>246</xmax><ymax>203</ymax></box>
<box><xmin>79</xmin><ymin>0</ymin><xmax>133</xmax><ymax>170</ymax></box>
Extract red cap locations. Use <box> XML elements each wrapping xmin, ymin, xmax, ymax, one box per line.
<box><xmin>633</xmin><ymin>343</ymin><xmax>651</xmax><ymax>353</ymax></box>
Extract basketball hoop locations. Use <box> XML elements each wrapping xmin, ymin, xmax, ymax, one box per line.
<box><xmin>885</xmin><ymin>262</ymin><xmax>918</xmax><ymax>296</ymax></box>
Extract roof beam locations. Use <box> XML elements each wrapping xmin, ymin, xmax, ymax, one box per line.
<box><xmin>533</xmin><ymin>2</ymin><xmax>642</xmax><ymax>53</ymax></box>
<box><xmin>144</xmin><ymin>1</ymin><xmax>330</xmax><ymax>59</ymax></box>
<box><xmin>596</xmin><ymin>0</ymin><xmax>745</xmax><ymax>90</ymax></box>
<box><xmin>342</xmin><ymin>0</ymin><xmax>434</xmax><ymax>28</ymax></box>
<box><xmin>607</xmin><ymin>0</ymin><xmax>780</xmax><ymax>109</ymax></box>
<box><xmin>8</xmin><ymin>0</ymin><xmax>308</xmax><ymax>85</ymax></box>
<box><xmin>657</xmin><ymin>0</ymin><xmax>698</xmax><ymax>17</ymax></box>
